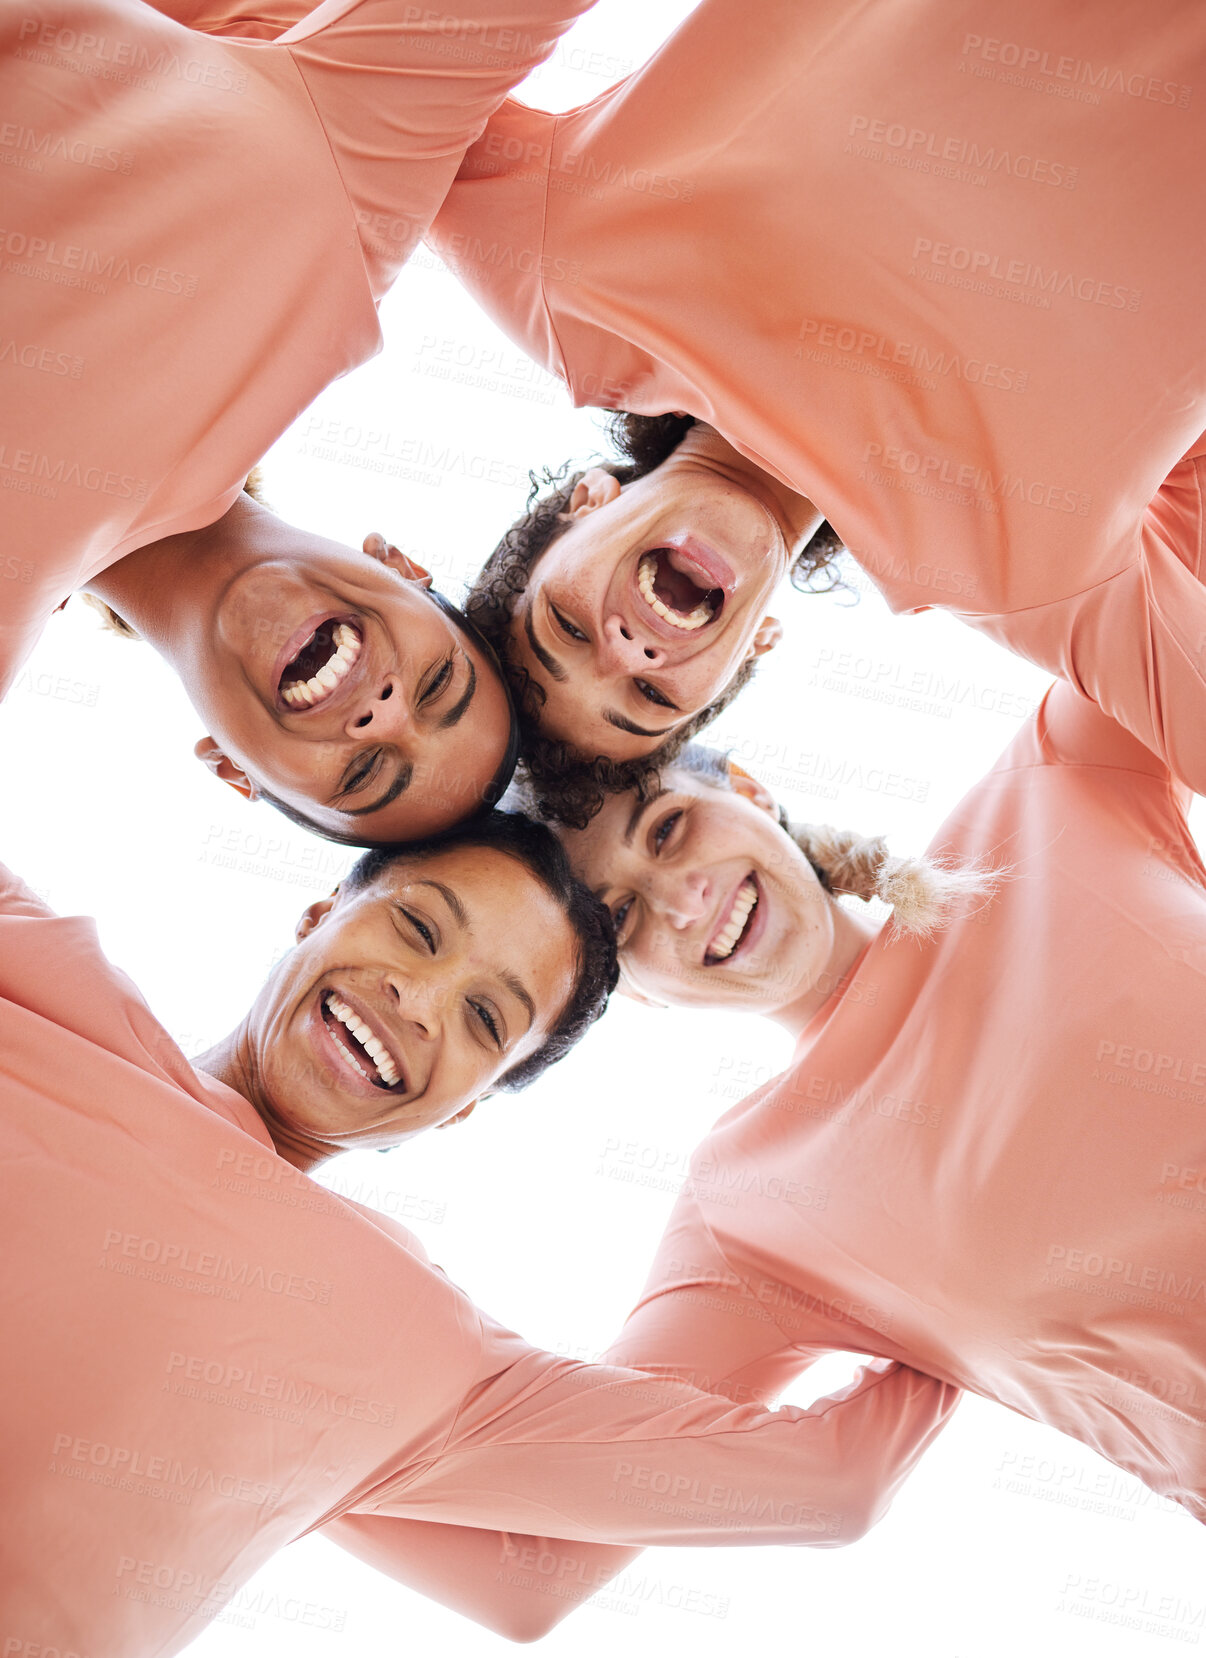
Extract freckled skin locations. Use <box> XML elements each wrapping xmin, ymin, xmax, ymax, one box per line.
<box><xmin>201</xmin><ymin>844</ymin><xmax>578</xmax><ymax>1165</ymax></box>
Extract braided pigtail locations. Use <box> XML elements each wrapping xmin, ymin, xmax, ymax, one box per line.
<box><xmin>785</xmin><ymin>818</ymin><xmax>997</xmax><ymax>936</ymax></box>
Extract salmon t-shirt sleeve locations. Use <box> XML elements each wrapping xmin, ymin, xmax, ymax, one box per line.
<box><xmin>282</xmin><ymin>1</ymin><xmax>601</xmax><ymax>298</ymax></box>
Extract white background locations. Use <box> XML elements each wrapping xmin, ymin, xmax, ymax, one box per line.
<box><xmin>3</xmin><ymin>1</ymin><xmax>1205</xmax><ymax>1652</ymax></box>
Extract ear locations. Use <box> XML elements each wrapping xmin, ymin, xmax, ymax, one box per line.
<box><xmin>437</xmin><ymin>1099</ymin><xmax>478</xmax><ymax>1129</ymax></box>
<box><xmin>361</xmin><ymin>531</ymin><xmax>432</xmax><ymax>589</ymax></box>
<box><xmin>194</xmin><ymin>736</ymin><xmax>259</xmax><ymax>802</ymax></box>
<box><xmin>563</xmin><ymin>467</ymin><xmax>622</xmax><ymax>520</ymax></box>
<box><xmin>294</xmin><ymin>893</ymin><xmax>337</xmax><ymax>943</ymax></box>
<box><xmin>726</xmin><ymin>760</ymin><xmax>779</xmax><ymax>818</ymax></box>
<box><xmin>747</xmin><ymin>615</ymin><xmax>783</xmax><ymax>659</ymax></box>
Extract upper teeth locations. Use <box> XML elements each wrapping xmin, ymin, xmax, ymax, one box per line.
<box><xmin>708</xmin><ymin>879</ymin><xmax>757</xmax><ymax>962</ymax></box>
<box><xmin>325</xmin><ymin>992</ymin><xmax>401</xmax><ymax>1087</ymax></box>
<box><xmin>637</xmin><ymin>554</ymin><xmax>715</xmax><ymax>631</ymax></box>
<box><xmin>282</xmin><ymin>622</ymin><xmax>361</xmax><ymax>708</ymax></box>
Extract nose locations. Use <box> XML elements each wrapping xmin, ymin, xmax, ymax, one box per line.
<box><xmin>345</xmin><ymin>674</ymin><xmax>410</xmax><ymax>741</ymax></box>
<box><xmin>599</xmin><ymin>612</ymin><xmax>666</xmax><ymax>672</ymax></box>
<box><xmin>649</xmin><ymin>868</ymin><xmax>710</xmax><ymax>930</ymax></box>
<box><xmin>383</xmin><ymin>969</ymin><xmax>440</xmax><ymax>1041</ymax></box>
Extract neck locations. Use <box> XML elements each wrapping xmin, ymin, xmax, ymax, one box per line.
<box><xmin>680</xmin><ymin>422</ymin><xmax>822</xmax><ymax>554</ymax></box>
<box><xmin>196</xmin><ymin>1023</ymin><xmax>326</xmax><ymax>1172</ymax></box>
<box><xmin>83</xmin><ymin>494</ymin><xmax>256</xmax><ymax>668</ymax></box>
<box><xmin>770</xmin><ymin>899</ymin><xmax>878</xmax><ymax>1042</ymax></box>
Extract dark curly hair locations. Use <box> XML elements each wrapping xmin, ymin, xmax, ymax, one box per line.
<box><xmin>342</xmin><ymin>809</ymin><xmax>618</xmax><ymax>1091</ymax></box>
<box><xmin>465</xmin><ymin>413</ymin><xmax>845</xmax><ymax>829</ymax></box>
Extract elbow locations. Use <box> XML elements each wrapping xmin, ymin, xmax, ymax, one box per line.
<box><xmin>490</xmin><ymin>1606</ymin><xmax>569</xmax><ymax>1645</ymax></box>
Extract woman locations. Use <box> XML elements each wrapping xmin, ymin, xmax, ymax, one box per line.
<box><xmin>313</xmin><ymin>672</ymin><xmax>1206</xmax><ymax>1639</ymax></box>
<box><xmin>0</xmin><ymin>0</ymin><xmax>600</xmax><ymax>840</ymax></box>
<box><xmin>1</xmin><ymin>810</ymin><xmax>957</xmax><ymax>1653</ymax></box>
<box><xmin>424</xmin><ymin>0</ymin><xmax>1206</xmax><ymax>800</ymax></box>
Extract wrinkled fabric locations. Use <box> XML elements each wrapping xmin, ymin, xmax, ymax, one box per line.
<box><xmin>429</xmin><ymin>0</ymin><xmax>1206</xmax><ymax>786</ymax></box>
<box><xmin>0</xmin><ymin>0</ymin><xmax>595</xmax><ymax>693</ymax></box>
<box><xmin>0</xmin><ymin>866</ymin><xmax>956</xmax><ymax>1654</ymax></box>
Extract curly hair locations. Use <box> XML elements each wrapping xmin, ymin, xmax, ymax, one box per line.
<box><xmin>342</xmin><ymin>809</ymin><xmax>618</xmax><ymax>1090</ymax></box>
<box><xmin>465</xmin><ymin>413</ymin><xmax>845</xmax><ymax>829</ymax></box>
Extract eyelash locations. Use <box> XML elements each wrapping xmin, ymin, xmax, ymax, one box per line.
<box><xmin>399</xmin><ymin>907</ymin><xmax>436</xmax><ymax>952</ymax></box>
<box><xmin>611</xmin><ymin>809</ymin><xmax>683</xmax><ymax>939</ymax></box>
<box><xmin>552</xmin><ymin>605</ymin><xmax>588</xmax><ymax>642</ymax></box>
<box><xmin>470</xmin><ymin>1000</ymin><xmax>501</xmax><ymax>1045</ymax></box>
<box><xmin>339</xmin><ymin>750</ymin><xmax>381</xmax><ymax>799</ymax></box>
<box><xmin>420</xmin><ymin>653</ymin><xmax>455</xmax><ymax>705</ymax></box>
<box><xmin>635</xmin><ymin>678</ymin><xmax>675</xmax><ymax>709</ymax></box>
<box><xmin>653</xmin><ymin>809</ymin><xmax>682</xmax><ymax>849</ymax></box>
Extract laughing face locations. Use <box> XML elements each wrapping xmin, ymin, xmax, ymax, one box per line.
<box><xmin>505</xmin><ymin>425</ymin><xmax>814</xmax><ymax>761</ymax></box>
<box><xmin>559</xmin><ymin>760</ymin><xmax>837</xmax><ymax>1016</ymax></box>
<box><xmin>186</xmin><ymin>504</ymin><xmax>514</xmax><ymax>841</ymax></box>
<box><xmin>243</xmin><ymin>843</ymin><xmax>578</xmax><ymax>1159</ymax></box>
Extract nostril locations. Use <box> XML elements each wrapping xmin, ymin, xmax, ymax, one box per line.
<box><xmin>619</xmin><ymin>626</ymin><xmax>633</xmax><ymax>641</ymax></box>
<box><xmin>355</xmin><ymin>713</ymin><xmax>372</xmax><ymax>728</ymax></box>
<box><xmin>643</xmin><ymin>647</ymin><xmax>656</xmax><ymax>660</ymax></box>
<box><xmin>380</xmin><ymin>684</ymin><xmax>392</xmax><ymax>702</ymax></box>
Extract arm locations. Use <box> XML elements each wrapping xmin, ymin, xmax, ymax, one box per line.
<box><xmin>136</xmin><ymin>0</ymin><xmax>306</xmax><ymax>35</ymax></box>
<box><xmin>327</xmin><ymin>1202</ymin><xmax>958</xmax><ymax>1639</ymax></box>
<box><xmin>978</xmin><ymin>454</ymin><xmax>1206</xmax><ymax>796</ymax></box>
<box><xmin>280</xmin><ymin>0</ymin><xmax>599</xmax><ymax>297</ymax></box>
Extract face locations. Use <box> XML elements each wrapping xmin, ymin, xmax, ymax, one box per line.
<box><xmin>561</xmin><ymin>766</ymin><xmax>835</xmax><ymax>1014</ymax></box>
<box><xmin>508</xmin><ymin>428</ymin><xmax>801</xmax><ymax>762</ymax></box>
<box><xmin>244</xmin><ymin>844</ymin><xmax>578</xmax><ymax>1158</ymax></box>
<box><xmin>189</xmin><ymin>516</ymin><xmax>513</xmax><ymax>840</ymax></box>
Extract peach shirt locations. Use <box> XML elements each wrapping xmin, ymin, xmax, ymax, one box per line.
<box><xmin>428</xmin><ymin>0</ymin><xmax>1206</xmax><ymax>786</ymax></box>
<box><xmin>0</xmin><ymin>865</ymin><xmax>955</xmax><ymax>1653</ymax></box>
<box><xmin>0</xmin><ymin>0</ymin><xmax>596</xmax><ymax>693</ymax></box>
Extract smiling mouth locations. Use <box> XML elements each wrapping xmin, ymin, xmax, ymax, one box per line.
<box><xmin>321</xmin><ymin>991</ymin><xmax>404</xmax><ymax>1090</ymax></box>
<box><xmin>280</xmin><ymin>620</ymin><xmax>362</xmax><ymax>709</ymax></box>
<box><xmin>637</xmin><ymin>550</ymin><xmax>724</xmax><ymax>632</ymax></box>
<box><xmin>704</xmin><ymin>876</ymin><xmax>759</xmax><ymax>965</ymax></box>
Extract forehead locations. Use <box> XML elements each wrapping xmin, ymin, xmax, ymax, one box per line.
<box><xmin>559</xmin><ymin>788</ymin><xmax>653</xmax><ymax>882</ymax></box>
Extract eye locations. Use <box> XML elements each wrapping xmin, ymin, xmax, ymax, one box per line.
<box><xmin>635</xmin><ymin>678</ymin><xmax>675</xmax><ymax>709</ymax></box>
<box><xmin>419</xmin><ymin>653</ymin><xmax>455</xmax><ymax>706</ymax></box>
<box><xmin>611</xmin><ymin>895</ymin><xmax>635</xmax><ymax>944</ymax></box>
<box><xmin>338</xmin><ymin>750</ymin><xmax>381</xmax><ymax>799</ymax></box>
<box><xmin>652</xmin><ymin>809</ymin><xmax>682</xmax><ymax>851</ymax></box>
<box><xmin>551</xmin><ymin>604</ymin><xmax>588</xmax><ymax>643</ymax></box>
<box><xmin>397</xmin><ymin>905</ymin><xmax>437</xmax><ymax>954</ymax></box>
<box><xmin>470</xmin><ymin>998</ymin><xmax>502</xmax><ymax>1046</ymax></box>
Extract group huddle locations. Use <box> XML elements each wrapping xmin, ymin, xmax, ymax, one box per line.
<box><xmin>3</xmin><ymin>0</ymin><xmax>1206</xmax><ymax>1650</ymax></box>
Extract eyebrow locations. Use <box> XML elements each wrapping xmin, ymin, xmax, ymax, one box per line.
<box><xmin>418</xmin><ymin>878</ymin><xmax>535</xmax><ymax>1031</ymax></box>
<box><xmin>416</xmin><ymin>878</ymin><xmax>468</xmax><ymax>928</ymax></box>
<box><xmin>438</xmin><ymin>655</ymin><xmax>476</xmax><ymax>730</ymax></box>
<box><xmin>522</xmin><ymin>606</ymin><xmax>567</xmax><ymax>683</ymax></box>
<box><xmin>623</xmin><ymin>788</ymin><xmax>664</xmax><ymax>846</ymax></box>
<box><xmin>605</xmin><ymin>709</ymin><xmax>674</xmax><ymax>739</ymax></box>
<box><xmin>499</xmin><ymin>967</ymin><xmax>536</xmax><ymax>1030</ymax></box>
<box><xmin>343</xmin><ymin>760</ymin><xmax>414</xmax><ymax>818</ymax></box>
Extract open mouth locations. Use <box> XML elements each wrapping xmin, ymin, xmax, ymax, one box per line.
<box><xmin>637</xmin><ymin>549</ymin><xmax>724</xmax><ymax>632</ymax></box>
<box><xmin>279</xmin><ymin>620</ymin><xmax>362</xmax><ymax>709</ymax></box>
<box><xmin>321</xmin><ymin>991</ymin><xmax>404</xmax><ymax>1090</ymax></box>
<box><xmin>704</xmin><ymin>875</ymin><xmax>760</xmax><ymax>965</ymax></box>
